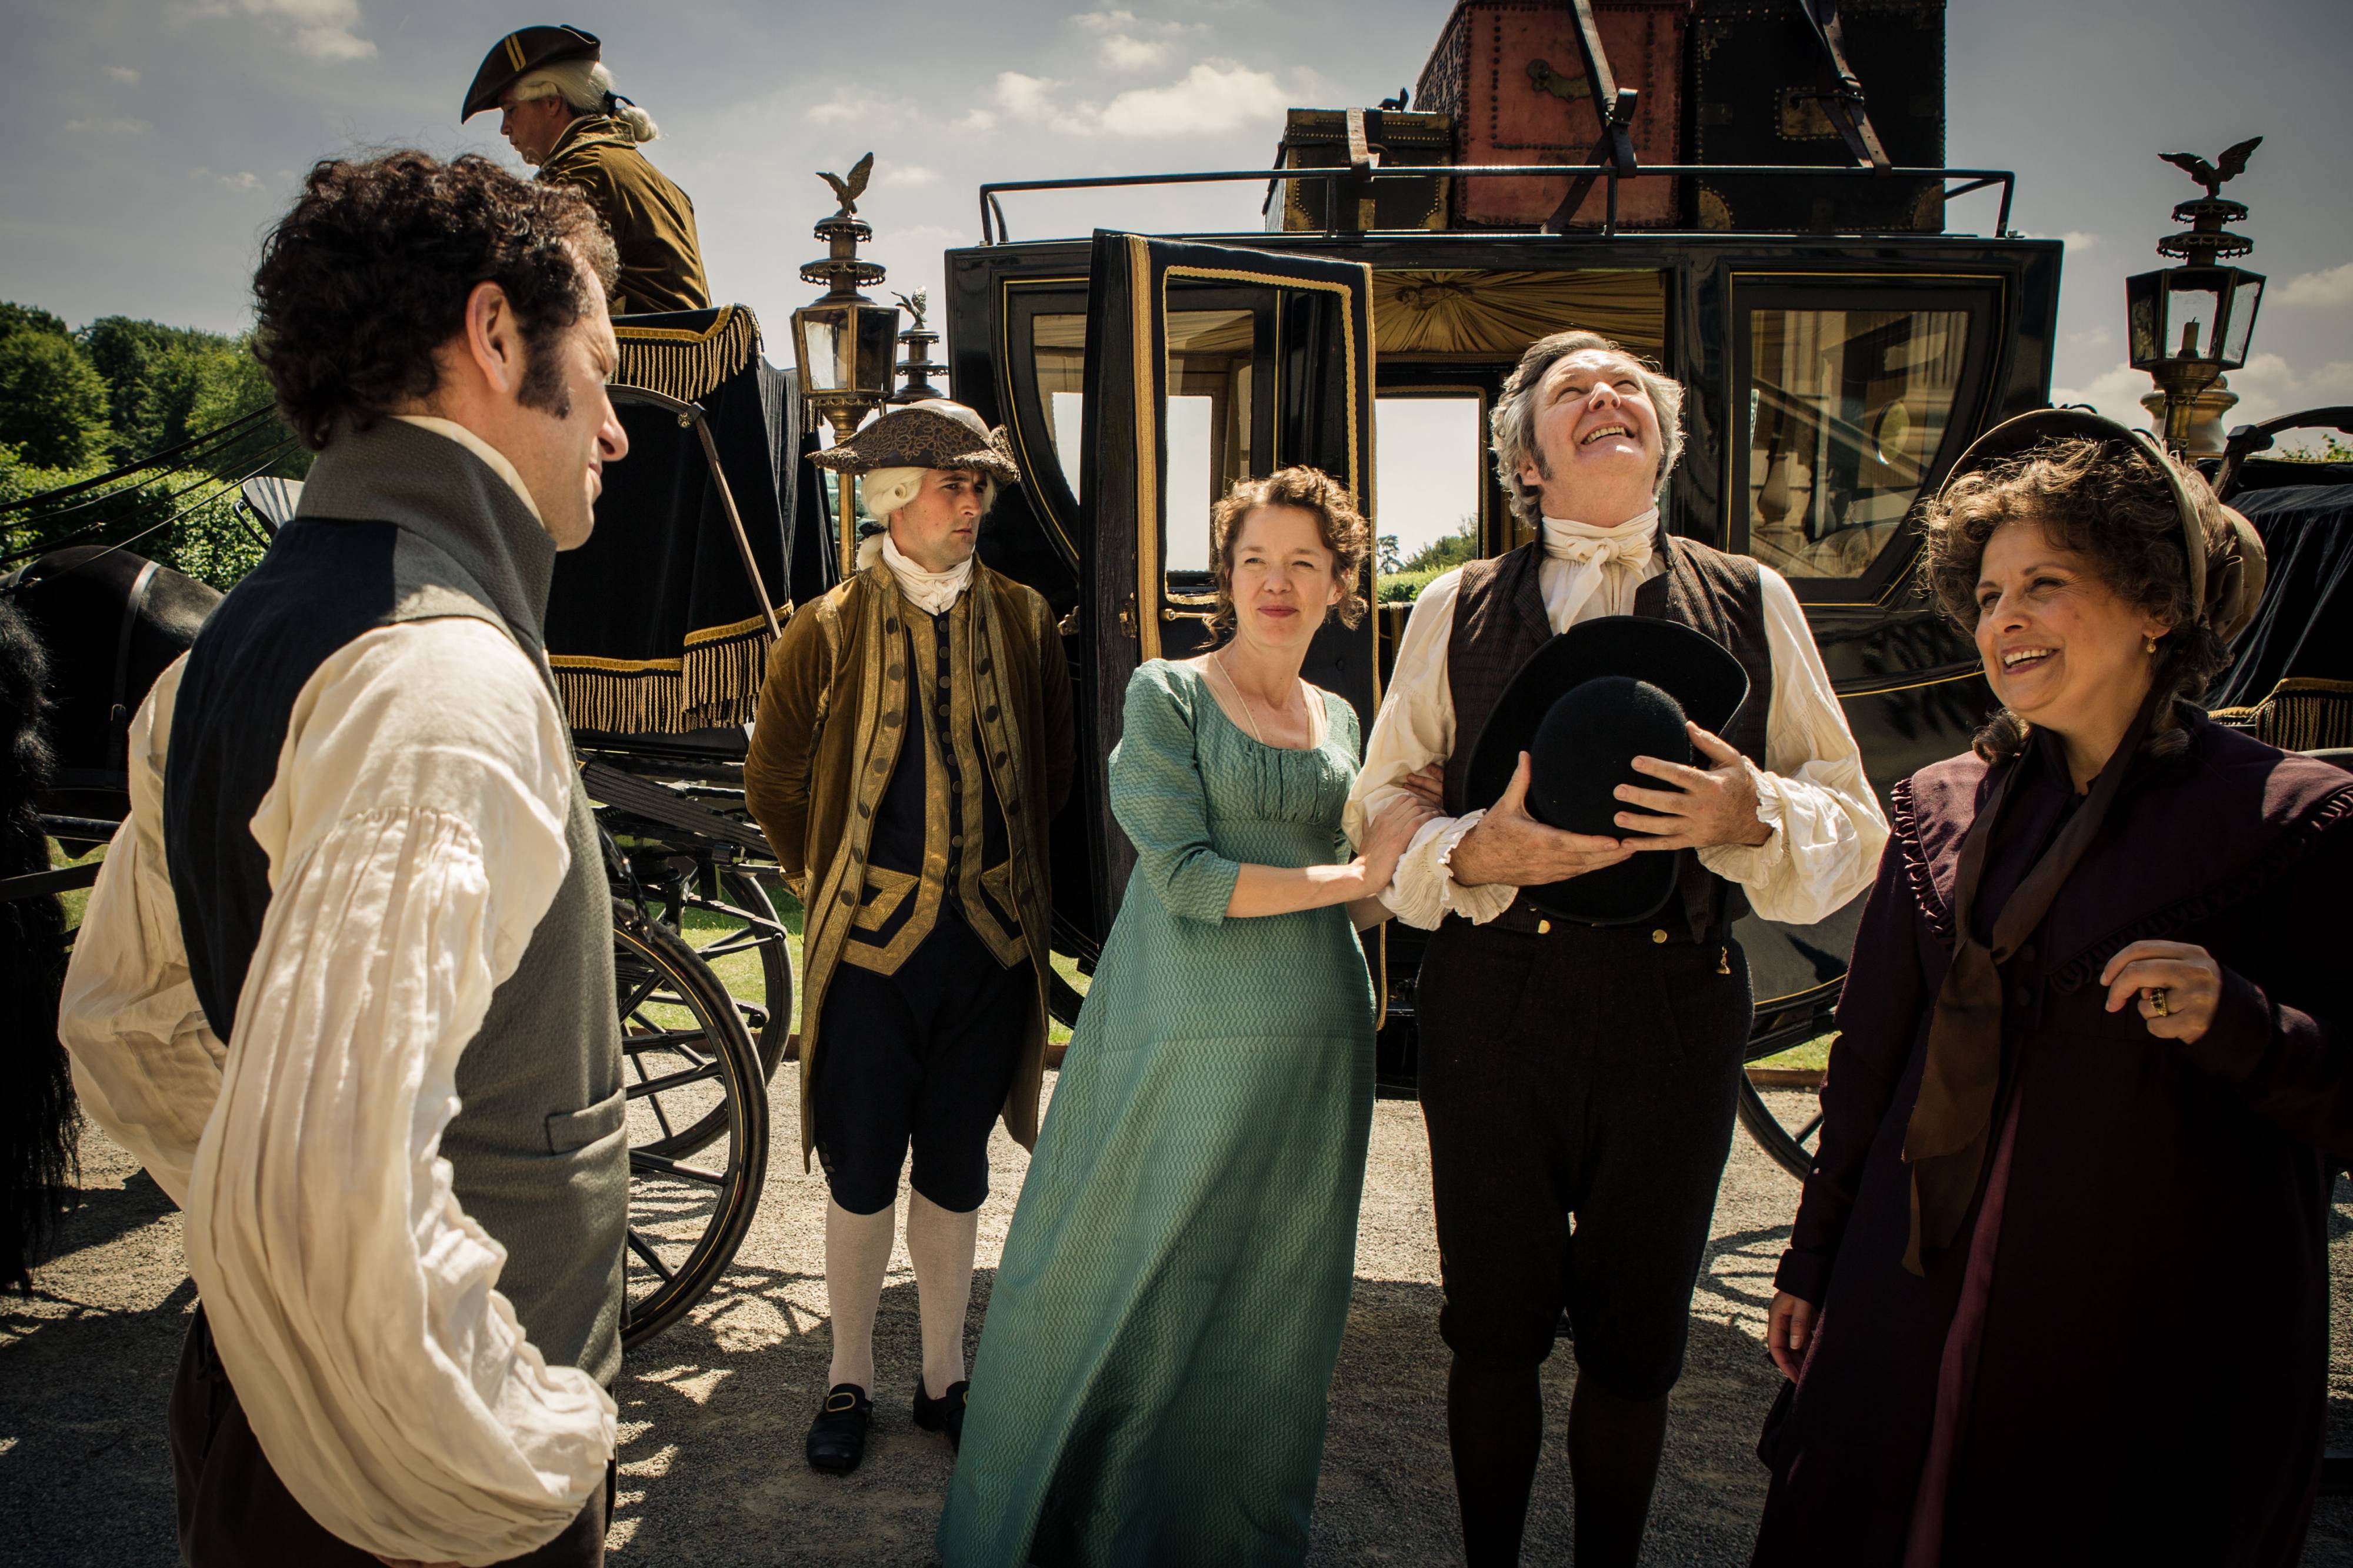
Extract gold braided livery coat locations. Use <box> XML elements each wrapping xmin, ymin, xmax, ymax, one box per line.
<box><xmin>744</xmin><ymin>561</ymin><xmax>1075</xmax><ymax>1164</ymax></box>
<box><xmin>536</xmin><ymin>114</ymin><xmax>710</xmax><ymax>316</ymax></box>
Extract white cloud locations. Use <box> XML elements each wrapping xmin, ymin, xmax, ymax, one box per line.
<box><xmin>2279</xmin><ymin>262</ymin><xmax>2353</xmax><ymax>308</ymax></box>
<box><xmin>213</xmin><ymin>0</ymin><xmax>376</xmax><ymax>61</ymax></box>
<box><xmin>878</xmin><ymin>164</ymin><xmax>942</xmax><ymax>189</ymax></box>
<box><xmin>2064</xmin><ymin>325</ymin><xmax>2115</xmax><ymax>351</ymax></box>
<box><xmin>1098</xmin><ymin>59</ymin><xmax>1296</xmax><ymax>138</ymax></box>
<box><xmin>2028</xmin><ymin>229</ymin><xmax>2100</xmax><ymax>251</ymax></box>
<box><xmin>994</xmin><ymin>71</ymin><xmax>1083</xmax><ymax>132</ymax></box>
<box><xmin>102</xmin><ymin>65</ymin><xmax>140</xmax><ymax>85</ymax></box>
<box><xmin>64</xmin><ymin>114</ymin><xmax>152</xmax><ymax>138</ymax></box>
<box><xmin>954</xmin><ymin>108</ymin><xmax>999</xmax><ymax>134</ymax></box>
<box><xmin>805</xmin><ymin>92</ymin><xmax>888</xmax><ymax>127</ymax></box>
<box><xmin>1098</xmin><ymin>34</ymin><xmax>1170</xmax><ymax>71</ymax></box>
<box><xmin>1071</xmin><ymin>8</ymin><xmax>1140</xmax><ymax>28</ymax></box>
<box><xmin>2052</xmin><ymin>352</ymin><xmax>2353</xmax><ymax>435</ymax></box>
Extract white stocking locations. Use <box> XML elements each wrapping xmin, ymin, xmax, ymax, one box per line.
<box><xmin>905</xmin><ymin>1190</ymin><xmax>982</xmax><ymax>1399</ymax></box>
<box><xmin>825</xmin><ymin>1197</ymin><xmax>896</xmax><ymax>1392</ymax></box>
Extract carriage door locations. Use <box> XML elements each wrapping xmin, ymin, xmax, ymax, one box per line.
<box><xmin>1077</xmin><ymin>232</ymin><xmax>1377</xmax><ymax>917</ymax></box>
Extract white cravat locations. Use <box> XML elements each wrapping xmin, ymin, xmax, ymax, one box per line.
<box><xmin>877</xmin><ymin>530</ymin><xmax>974</xmax><ymax>617</ymax></box>
<box><xmin>1541</xmin><ymin>507</ymin><xmax>1659</xmax><ymax>629</ymax></box>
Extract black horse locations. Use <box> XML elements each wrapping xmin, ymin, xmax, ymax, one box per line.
<box><xmin>0</xmin><ymin>546</ymin><xmax>218</xmax><ymax>1288</ymax></box>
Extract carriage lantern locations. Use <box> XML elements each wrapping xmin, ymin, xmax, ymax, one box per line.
<box><xmin>2127</xmin><ymin>138</ymin><xmax>2267</xmax><ymax>456</ymax></box>
<box><xmin>791</xmin><ymin>155</ymin><xmax>901</xmax><ymax>578</ymax></box>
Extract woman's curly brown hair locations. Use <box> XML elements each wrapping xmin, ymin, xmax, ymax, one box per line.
<box><xmin>1919</xmin><ymin>434</ymin><xmax>2234</xmax><ymax>762</ymax></box>
<box><xmin>251</xmin><ymin>152</ymin><xmax>620</xmax><ymax>449</ymax></box>
<box><xmin>1207</xmin><ymin>467</ymin><xmax>1371</xmax><ymax>638</ymax></box>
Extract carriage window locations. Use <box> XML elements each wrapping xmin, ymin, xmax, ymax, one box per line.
<box><xmin>1030</xmin><ymin>312</ymin><xmax>1086</xmax><ymax>499</ymax></box>
<box><xmin>1164</xmin><ymin>309</ymin><xmax>1258</xmax><ymax>581</ymax></box>
<box><xmin>1745</xmin><ymin>306</ymin><xmax>1968</xmax><ymax>579</ymax></box>
<box><xmin>1375</xmin><ymin>394</ymin><xmax>1487</xmax><ymax>598</ymax></box>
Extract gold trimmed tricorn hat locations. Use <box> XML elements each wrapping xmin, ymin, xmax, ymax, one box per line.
<box><xmin>462</xmin><ymin>25</ymin><xmax>601</xmax><ymax>121</ymax></box>
<box><xmin>809</xmin><ymin>401</ymin><xmax>1022</xmax><ymax>485</ymax></box>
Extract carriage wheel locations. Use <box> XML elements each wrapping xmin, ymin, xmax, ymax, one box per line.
<box><xmin>614</xmin><ymin>899</ymin><xmax>769</xmax><ymax>1352</ymax></box>
<box><xmin>629</xmin><ymin>868</ymin><xmax>794</xmax><ymax>1158</ymax></box>
<box><xmin>1735</xmin><ymin>1073</ymin><xmax>1825</xmax><ymax>1181</ymax></box>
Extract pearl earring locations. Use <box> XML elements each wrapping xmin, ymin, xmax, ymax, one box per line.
<box><xmin>2145</xmin><ymin>634</ymin><xmax>2159</xmax><ymax>653</ymax></box>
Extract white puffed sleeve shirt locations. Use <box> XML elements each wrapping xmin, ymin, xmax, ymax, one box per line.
<box><xmin>1344</xmin><ymin>511</ymin><xmax>1888</xmax><ymax>930</ymax></box>
<box><xmin>56</xmin><ymin>419</ymin><xmax>613</xmax><ymax>1566</ymax></box>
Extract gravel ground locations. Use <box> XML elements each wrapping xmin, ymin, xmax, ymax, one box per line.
<box><xmin>6</xmin><ymin>1079</ymin><xmax>2352</xmax><ymax>1566</ymax></box>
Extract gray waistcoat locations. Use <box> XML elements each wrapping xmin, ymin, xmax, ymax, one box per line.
<box><xmin>164</xmin><ymin>416</ymin><xmax>627</xmax><ymax>1385</ymax></box>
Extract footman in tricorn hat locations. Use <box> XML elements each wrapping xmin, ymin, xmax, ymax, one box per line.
<box><xmin>1345</xmin><ymin>330</ymin><xmax>1889</xmax><ymax>1565</ymax></box>
<box><xmin>464</xmin><ymin>25</ymin><xmax>711</xmax><ymax>315</ymax></box>
<box><xmin>743</xmin><ymin>401</ymin><xmax>1075</xmax><ymax>1474</ymax></box>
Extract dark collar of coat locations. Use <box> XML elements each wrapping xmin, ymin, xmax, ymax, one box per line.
<box><xmin>541</xmin><ymin>114</ymin><xmax>634</xmax><ymax>169</ymax></box>
<box><xmin>296</xmin><ymin>414</ymin><xmax>556</xmax><ymax>650</ymax></box>
<box><xmin>1892</xmin><ymin>711</ymin><xmax>2353</xmax><ymax>989</ymax></box>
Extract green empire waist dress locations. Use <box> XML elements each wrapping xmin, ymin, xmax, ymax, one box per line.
<box><xmin>937</xmin><ymin>660</ymin><xmax>1377</xmax><ymax>1567</ymax></box>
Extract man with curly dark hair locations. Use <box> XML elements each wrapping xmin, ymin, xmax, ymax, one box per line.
<box><xmin>61</xmin><ymin>151</ymin><xmax>630</xmax><ymax>1565</ymax></box>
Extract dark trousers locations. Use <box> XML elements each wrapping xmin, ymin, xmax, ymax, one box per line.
<box><xmin>1417</xmin><ymin>916</ymin><xmax>1752</xmax><ymax>1399</ymax></box>
<box><xmin>168</xmin><ymin>1305</ymin><xmax>611</xmax><ymax>1566</ymax></box>
<box><xmin>813</xmin><ymin>904</ymin><xmax>1031</xmax><ymax>1215</ymax></box>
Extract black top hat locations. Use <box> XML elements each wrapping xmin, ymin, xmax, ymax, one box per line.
<box><xmin>463</xmin><ymin>25</ymin><xmax>601</xmax><ymax>121</ymax></box>
<box><xmin>1462</xmin><ymin>616</ymin><xmax>1751</xmax><ymax>925</ymax></box>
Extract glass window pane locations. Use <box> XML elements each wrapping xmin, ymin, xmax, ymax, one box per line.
<box><xmin>1164</xmin><ymin>308</ymin><xmax>1257</xmax><ymax>592</ymax></box>
<box><xmin>1747</xmin><ymin>306</ymin><xmax>1969</xmax><ymax>580</ymax></box>
<box><xmin>1374</xmin><ymin>395</ymin><xmax>1484</xmax><ymax>599</ymax></box>
<box><xmin>1029</xmin><ymin>312</ymin><xmax>1086</xmax><ymax>497</ymax></box>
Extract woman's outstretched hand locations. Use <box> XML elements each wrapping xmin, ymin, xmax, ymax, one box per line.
<box><xmin>1765</xmin><ymin>1291</ymin><xmax>1818</xmax><ymax>1381</ymax></box>
<box><xmin>2099</xmin><ymin>940</ymin><xmax>2223</xmax><ymax>1044</ymax></box>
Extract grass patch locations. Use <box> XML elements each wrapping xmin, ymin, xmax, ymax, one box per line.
<box><xmin>1751</xmin><ymin>1032</ymin><xmax>1835</xmax><ymax>1073</ymax></box>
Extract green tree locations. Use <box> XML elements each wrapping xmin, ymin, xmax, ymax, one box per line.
<box><xmin>0</xmin><ymin>324</ymin><xmax>111</xmax><ymax>469</ymax></box>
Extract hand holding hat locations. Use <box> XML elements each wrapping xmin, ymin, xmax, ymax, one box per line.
<box><xmin>1449</xmin><ymin>752</ymin><xmax>1638</xmax><ymax>890</ymax></box>
<box><xmin>1612</xmin><ymin>722</ymin><xmax>1773</xmax><ymax>853</ymax></box>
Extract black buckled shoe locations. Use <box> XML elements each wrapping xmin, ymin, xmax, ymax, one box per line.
<box><xmin>806</xmin><ymin>1383</ymin><xmax>872</xmax><ymax>1474</ymax></box>
<box><xmin>912</xmin><ymin>1374</ymin><xmax>969</xmax><ymax>1452</ymax></box>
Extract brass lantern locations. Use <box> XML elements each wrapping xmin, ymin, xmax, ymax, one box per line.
<box><xmin>2127</xmin><ymin>139</ymin><xmax>2267</xmax><ymax>455</ymax></box>
<box><xmin>790</xmin><ymin>156</ymin><xmax>901</xmax><ymax>579</ymax></box>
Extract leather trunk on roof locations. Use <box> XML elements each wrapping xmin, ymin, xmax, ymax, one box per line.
<box><xmin>1415</xmin><ymin>0</ymin><xmax>1689</xmax><ymax>229</ymax></box>
<box><xmin>1684</xmin><ymin>0</ymin><xmax>1946</xmax><ymax>232</ymax></box>
<box><xmin>1269</xmin><ymin>108</ymin><xmax>1456</xmax><ymax>232</ymax></box>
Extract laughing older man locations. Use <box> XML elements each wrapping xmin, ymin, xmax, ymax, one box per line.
<box><xmin>1345</xmin><ymin>329</ymin><xmax>1887</xmax><ymax>1567</ymax></box>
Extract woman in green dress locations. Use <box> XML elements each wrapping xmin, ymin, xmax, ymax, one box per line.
<box><xmin>937</xmin><ymin>468</ymin><xmax>1437</xmax><ymax>1567</ymax></box>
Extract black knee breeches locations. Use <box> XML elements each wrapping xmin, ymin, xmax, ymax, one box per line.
<box><xmin>812</xmin><ymin>906</ymin><xmax>1031</xmax><ymax>1216</ymax></box>
<box><xmin>1417</xmin><ymin>915</ymin><xmax>1752</xmax><ymax>1400</ymax></box>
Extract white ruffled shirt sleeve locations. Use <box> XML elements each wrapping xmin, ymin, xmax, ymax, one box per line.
<box><xmin>1344</xmin><ymin>569</ymin><xmax>1518</xmax><ymax>929</ymax></box>
<box><xmin>1692</xmin><ymin>567</ymin><xmax>1888</xmax><ymax>924</ymax></box>
<box><xmin>58</xmin><ymin>618</ymin><xmax>614</xmax><ymax>1566</ymax></box>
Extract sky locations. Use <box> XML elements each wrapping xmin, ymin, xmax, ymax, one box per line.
<box><xmin>4</xmin><ymin>0</ymin><xmax>2347</xmax><ymax>556</ymax></box>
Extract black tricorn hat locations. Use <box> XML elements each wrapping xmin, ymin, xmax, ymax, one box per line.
<box><xmin>462</xmin><ymin>25</ymin><xmax>601</xmax><ymax>121</ymax></box>
<box><xmin>1463</xmin><ymin>616</ymin><xmax>1750</xmax><ymax>925</ymax></box>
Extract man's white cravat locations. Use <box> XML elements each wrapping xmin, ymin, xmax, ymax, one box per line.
<box><xmin>877</xmin><ymin>529</ymin><xmax>975</xmax><ymax>617</ymax></box>
<box><xmin>1542</xmin><ymin>506</ymin><xmax>1658</xmax><ymax>628</ymax></box>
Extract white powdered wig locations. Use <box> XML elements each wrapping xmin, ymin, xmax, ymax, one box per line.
<box><xmin>511</xmin><ymin>59</ymin><xmax>659</xmax><ymax>144</ymax></box>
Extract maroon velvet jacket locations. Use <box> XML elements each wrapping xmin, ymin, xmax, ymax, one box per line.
<box><xmin>1753</xmin><ymin>716</ymin><xmax>2353</xmax><ymax>1568</ymax></box>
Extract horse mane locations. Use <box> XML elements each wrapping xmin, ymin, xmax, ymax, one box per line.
<box><xmin>0</xmin><ymin>594</ymin><xmax>78</xmax><ymax>1293</ymax></box>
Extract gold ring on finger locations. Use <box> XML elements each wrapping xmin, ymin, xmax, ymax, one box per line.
<box><xmin>2147</xmin><ymin>986</ymin><xmax>2169</xmax><ymax>1017</ymax></box>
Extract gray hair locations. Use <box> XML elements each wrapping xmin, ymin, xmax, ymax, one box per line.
<box><xmin>1489</xmin><ymin>330</ymin><xmax>1685</xmax><ymax>529</ymax></box>
<box><xmin>511</xmin><ymin>59</ymin><xmax>659</xmax><ymax>145</ymax></box>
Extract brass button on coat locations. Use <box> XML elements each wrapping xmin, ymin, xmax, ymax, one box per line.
<box><xmin>1652</xmin><ymin>929</ymin><xmax>1669</xmax><ymax>943</ymax></box>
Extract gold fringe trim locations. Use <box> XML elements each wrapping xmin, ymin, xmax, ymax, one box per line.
<box><xmin>614</xmin><ymin>306</ymin><xmax>762</xmax><ymax>403</ymax></box>
<box><xmin>2212</xmin><ymin>677</ymin><xmax>2353</xmax><ymax>752</ymax></box>
<box><xmin>554</xmin><ymin>617</ymin><xmax>782</xmax><ymax>733</ymax></box>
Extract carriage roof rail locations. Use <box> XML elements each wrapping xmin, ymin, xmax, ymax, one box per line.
<box><xmin>974</xmin><ymin>163</ymin><xmax>2017</xmax><ymax>246</ymax></box>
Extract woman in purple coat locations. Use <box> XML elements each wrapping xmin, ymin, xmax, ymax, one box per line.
<box><xmin>1750</xmin><ymin>411</ymin><xmax>2352</xmax><ymax>1567</ymax></box>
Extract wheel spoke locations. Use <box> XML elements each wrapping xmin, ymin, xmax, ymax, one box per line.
<box><xmin>1795</xmin><ymin>1110</ymin><xmax>1827</xmax><ymax>1147</ymax></box>
<box><xmin>615</xmin><ymin>970</ymin><xmax>664</xmax><ymax>1019</ymax></box>
<box><xmin>625</xmin><ymin>1060</ymin><xmax>725</xmax><ymax>1100</ymax></box>
<box><xmin>621</xmin><ymin>1027</ymin><xmax>716</xmax><ymax>1052</ymax></box>
<box><xmin>625</xmin><ymin>1227</ymin><xmax>677</xmax><ymax>1283</ymax></box>
<box><xmin>632</xmin><ymin>1150</ymin><xmax>729</xmax><ymax>1186</ymax></box>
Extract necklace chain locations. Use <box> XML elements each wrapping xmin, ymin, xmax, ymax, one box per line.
<box><xmin>1212</xmin><ymin>647</ymin><xmax>1306</xmax><ymax>749</ymax></box>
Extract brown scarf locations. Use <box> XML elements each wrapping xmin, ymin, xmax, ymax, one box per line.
<box><xmin>1898</xmin><ymin>679</ymin><xmax>2169</xmax><ymax>1273</ymax></box>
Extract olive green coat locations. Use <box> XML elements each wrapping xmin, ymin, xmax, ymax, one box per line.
<box><xmin>743</xmin><ymin>561</ymin><xmax>1076</xmax><ymax>1163</ymax></box>
<box><xmin>538</xmin><ymin>114</ymin><xmax>710</xmax><ymax>316</ymax></box>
